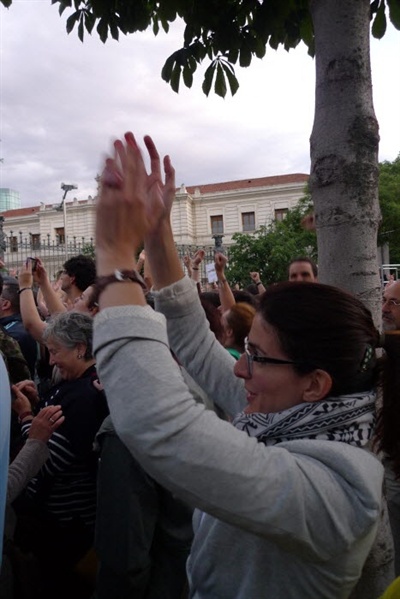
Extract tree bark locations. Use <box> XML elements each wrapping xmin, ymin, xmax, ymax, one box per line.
<box><xmin>309</xmin><ymin>0</ymin><xmax>381</xmax><ymax>322</ymax></box>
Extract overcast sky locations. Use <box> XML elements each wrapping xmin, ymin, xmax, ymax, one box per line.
<box><xmin>1</xmin><ymin>1</ymin><xmax>399</xmax><ymax>208</ymax></box>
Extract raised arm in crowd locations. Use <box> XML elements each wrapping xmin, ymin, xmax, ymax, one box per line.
<box><xmin>93</xmin><ymin>132</ymin><xmax>400</xmax><ymax>599</ymax></box>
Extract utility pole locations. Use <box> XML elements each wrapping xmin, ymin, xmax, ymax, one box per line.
<box><xmin>56</xmin><ymin>183</ymin><xmax>77</xmax><ymax>261</ymax></box>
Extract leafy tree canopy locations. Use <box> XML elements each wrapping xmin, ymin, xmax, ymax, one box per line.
<box><xmin>226</xmin><ymin>193</ymin><xmax>317</xmax><ymax>287</ymax></box>
<box><xmin>2</xmin><ymin>0</ymin><xmax>399</xmax><ymax>98</ymax></box>
<box><xmin>225</xmin><ymin>152</ymin><xmax>400</xmax><ymax>289</ymax></box>
<box><xmin>378</xmin><ymin>153</ymin><xmax>400</xmax><ymax>263</ymax></box>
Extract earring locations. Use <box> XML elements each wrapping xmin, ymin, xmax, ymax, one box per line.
<box><xmin>77</xmin><ymin>354</ymin><xmax>83</xmax><ymax>359</ymax></box>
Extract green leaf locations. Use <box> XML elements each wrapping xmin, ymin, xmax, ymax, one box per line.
<box><xmin>239</xmin><ymin>44</ymin><xmax>252</xmax><ymax>67</ymax></box>
<box><xmin>372</xmin><ymin>0</ymin><xmax>387</xmax><ymax>38</ymax></box>
<box><xmin>58</xmin><ymin>4</ymin><xmax>70</xmax><ymax>17</ymax></box>
<box><xmin>189</xmin><ymin>55</ymin><xmax>197</xmax><ymax>72</ymax></box>
<box><xmin>109</xmin><ymin>20</ymin><xmax>119</xmax><ymax>41</ymax></box>
<box><xmin>387</xmin><ymin>0</ymin><xmax>400</xmax><ymax>28</ymax></box>
<box><xmin>153</xmin><ymin>18</ymin><xmax>160</xmax><ymax>36</ymax></box>
<box><xmin>184</xmin><ymin>23</ymin><xmax>195</xmax><ymax>46</ymax></box>
<box><xmin>221</xmin><ymin>61</ymin><xmax>239</xmax><ymax>96</ymax></box>
<box><xmin>227</xmin><ymin>48</ymin><xmax>239</xmax><ymax>63</ymax></box>
<box><xmin>192</xmin><ymin>42</ymin><xmax>206</xmax><ymax>62</ymax></box>
<box><xmin>214</xmin><ymin>63</ymin><xmax>227</xmax><ymax>98</ymax></box>
<box><xmin>78</xmin><ymin>14</ymin><xmax>84</xmax><ymax>42</ymax></box>
<box><xmin>299</xmin><ymin>14</ymin><xmax>314</xmax><ymax>49</ymax></box>
<box><xmin>66</xmin><ymin>10</ymin><xmax>80</xmax><ymax>34</ymax></box>
<box><xmin>170</xmin><ymin>62</ymin><xmax>182</xmax><ymax>93</ymax></box>
<box><xmin>161</xmin><ymin>54</ymin><xmax>176</xmax><ymax>83</ymax></box>
<box><xmin>160</xmin><ymin>18</ymin><xmax>170</xmax><ymax>34</ymax></box>
<box><xmin>52</xmin><ymin>0</ymin><xmax>72</xmax><ymax>8</ymax></box>
<box><xmin>182</xmin><ymin>64</ymin><xmax>193</xmax><ymax>88</ymax></box>
<box><xmin>84</xmin><ymin>11</ymin><xmax>96</xmax><ymax>35</ymax></box>
<box><xmin>370</xmin><ymin>0</ymin><xmax>380</xmax><ymax>16</ymax></box>
<box><xmin>202</xmin><ymin>63</ymin><xmax>216</xmax><ymax>97</ymax></box>
<box><xmin>254</xmin><ymin>37</ymin><xmax>266</xmax><ymax>59</ymax></box>
<box><xmin>97</xmin><ymin>17</ymin><xmax>109</xmax><ymax>43</ymax></box>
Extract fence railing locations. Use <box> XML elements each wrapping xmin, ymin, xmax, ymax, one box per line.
<box><xmin>1</xmin><ymin>239</ymin><xmax>229</xmax><ymax>282</ymax></box>
<box><xmin>1</xmin><ymin>239</ymin><xmax>95</xmax><ymax>280</ymax></box>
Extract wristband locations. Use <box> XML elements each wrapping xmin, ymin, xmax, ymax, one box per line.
<box><xmin>18</xmin><ymin>411</ymin><xmax>33</xmax><ymax>424</ymax></box>
<box><xmin>217</xmin><ymin>278</ymin><xmax>227</xmax><ymax>286</ymax></box>
<box><xmin>95</xmin><ymin>270</ymin><xmax>147</xmax><ymax>296</ymax></box>
<box><xmin>18</xmin><ymin>287</ymin><xmax>33</xmax><ymax>295</ymax></box>
<box><xmin>256</xmin><ymin>281</ymin><xmax>262</xmax><ymax>286</ymax></box>
<box><xmin>192</xmin><ymin>267</ymin><xmax>199</xmax><ymax>271</ymax></box>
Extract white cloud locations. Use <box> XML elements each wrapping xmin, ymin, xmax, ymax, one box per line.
<box><xmin>0</xmin><ymin>1</ymin><xmax>398</xmax><ymax>207</ymax></box>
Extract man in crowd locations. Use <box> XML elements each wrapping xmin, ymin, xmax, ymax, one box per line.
<box><xmin>382</xmin><ymin>280</ymin><xmax>400</xmax><ymax>331</ymax></box>
<box><xmin>288</xmin><ymin>257</ymin><xmax>318</xmax><ymax>282</ymax></box>
<box><xmin>0</xmin><ymin>277</ymin><xmax>37</xmax><ymax>378</ymax></box>
<box><xmin>60</xmin><ymin>254</ymin><xmax>96</xmax><ymax>306</ymax></box>
<box><xmin>382</xmin><ymin>279</ymin><xmax>400</xmax><ymax>575</ymax></box>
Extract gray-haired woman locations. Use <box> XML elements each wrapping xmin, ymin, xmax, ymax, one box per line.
<box><xmin>12</xmin><ymin>312</ymin><xmax>109</xmax><ymax>597</ymax></box>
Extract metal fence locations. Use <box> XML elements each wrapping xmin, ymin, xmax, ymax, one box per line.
<box><xmin>1</xmin><ymin>237</ymin><xmax>228</xmax><ymax>283</ymax></box>
<box><xmin>1</xmin><ymin>238</ymin><xmax>95</xmax><ymax>280</ymax></box>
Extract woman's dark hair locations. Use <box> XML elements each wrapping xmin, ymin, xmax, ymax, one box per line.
<box><xmin>374</xmin><ymin>332</ymin><xmax>400</xmax><ymax>476</ymax></box>
<box><xmin>200</xmin><ymin>291</ymin><xmax>220</xmax><ymax>308</ymax></box>
<box><xmin>200</xmin><ymin>297</ymin><xmax>224</xmax><ymax>343</ymax></box>
<box><xmin>63</xmin><ymin>254</ymin><xmax>96</xmax><ymax>292</ymax></box>
<box><xmin>232</xmin><ymin>289</ymin><xmax>257</xmax><ymax>307</ymax></box>
<box><xmin>258</xmin><ymin>282</ymin><xmax>379</xmax><ymax>396</ymax></box>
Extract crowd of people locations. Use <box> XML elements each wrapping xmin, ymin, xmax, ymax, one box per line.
<box><xmin>1</xmin><ymin>132</ymin><xmax>400</xmax><ymax>598</ymax></box>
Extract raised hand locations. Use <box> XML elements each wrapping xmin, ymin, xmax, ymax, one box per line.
<box><xmin>192</xmin><ymin>249</ymin><xmax>205</xmax><ymax>269</ymax></box>
<box><xmin>32</xmin><ymin>257</ymin><xmax>49</xmax><ymax>286</ymax></box>
<box><xmin>96</xmin><ymin>133</ymin><xmax>175</xmax><ymax>276</ymax></box>
<box><xmin>214</xmin><ymin>252</ymin><xmax>228</xmax><ymax>275</ymax></box>
<box><xmin>18</xmin><ymin>260</ymin><xmax>34</xmax><ymax>289</ymax></box>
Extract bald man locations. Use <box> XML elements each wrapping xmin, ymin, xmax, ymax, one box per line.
<box><xmin>382</xmin><ymin>280</ymin><xmax>400</xmax><ymax>331</ymax></box>
<box><xmin>382</xmin><ymin>279</ymin><xmax>400</xmax><ymax>576</ymax></box>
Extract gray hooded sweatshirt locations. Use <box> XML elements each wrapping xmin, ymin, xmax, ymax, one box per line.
<box><xmin>94</xmin><ymin>276</ymin><xmax>383</xmax><ymax>599</ymax></box>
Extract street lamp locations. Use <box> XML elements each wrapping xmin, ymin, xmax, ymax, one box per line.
<box><xmin>56</xmin><ymin>183</ymin><xmax>78</xmax><ymax>260</ymax></box>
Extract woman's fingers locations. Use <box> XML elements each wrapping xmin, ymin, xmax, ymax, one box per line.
<box><xmin>39</xmin><ymin>405</ymin><xmax>64</xmax><ymax>425</ymax></box>
<box><xmin>144</xmin><ymin>135</ymin><xmax>162</xmax><ymax>180</ymax></box>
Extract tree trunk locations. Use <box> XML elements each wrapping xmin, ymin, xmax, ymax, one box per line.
<box><xmin>309</xmin><ymin>0</ymin><xmax>381</xmax><ymax>323</ymax></box>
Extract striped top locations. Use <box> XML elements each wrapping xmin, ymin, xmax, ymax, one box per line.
<box><xmin>21</xmin><ymin>364</ymin><xmax>108</xmax><ymax>526</ymax></box>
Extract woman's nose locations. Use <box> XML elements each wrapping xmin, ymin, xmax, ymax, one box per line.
<box><xmin>234</xmin><ymin>353</ymin><xmax>251</xmax><ymax>379</ymax></box>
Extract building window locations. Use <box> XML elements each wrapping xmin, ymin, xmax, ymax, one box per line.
<box><xmin>55</xmin><ymin>227</ymin><xmax>65</xmax><ymax>245</ymax></box>
<box><xmin>242</xmin><ymin>211</ymin><xmax>255</xmax><ymax>232</ymax></box>
<box><xmin>31</xmin><ymin>234</ymin><xmax>41</xmax><ymax>250</ymax></box>
<box><xmin>211</xmin><ymin>215</ymin><xmax>224</xmax><ymax>235</ymax></box>
<box><xmin>275</xmin><ymin>208</ymin><xmax>288</xmax><ymax>222</ymax></box>
<box><xmin>9</xmin><ymin>236</ymin><xmax>18</xmax><ymax>252</ymax></box>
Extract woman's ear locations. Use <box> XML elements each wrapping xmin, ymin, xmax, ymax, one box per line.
<box><xmin>223</xmin><ymin>326</ymin><xmax>234</xmax><ymax>346</ymax></box>
<box><xmin>302</xmin><ymin>369</ymin><xmax>332</xmax><ymax>403</ymax></box>
<box><xmin>76</xmin><ymin>342</ymin><xmax>87</xmax><ymax>359</ymax></box>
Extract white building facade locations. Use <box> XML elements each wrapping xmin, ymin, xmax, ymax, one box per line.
<box><xmin>0</xmin><ymin>173</ymin><xmax>308</xmax><ymax>273</ymax></box>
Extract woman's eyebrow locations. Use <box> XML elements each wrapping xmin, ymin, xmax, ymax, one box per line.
<box><xmin>248</xmin><ymin>340</ymin><xmax>264</xmax><ymax>354</ymax></box>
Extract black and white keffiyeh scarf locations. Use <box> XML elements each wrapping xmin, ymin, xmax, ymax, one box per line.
<box><xmin>232</xmin><ymin>391</ymin><xmax>376</xmax><ymax>447</ymax></box>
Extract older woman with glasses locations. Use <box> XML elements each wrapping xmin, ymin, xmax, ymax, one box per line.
<box><xmin>93</xmin><ymin>133</ymin><xmax>398</xmax><ymax>599</ymax></box>
<box><xmin>12</xmin><ymin>311</ymin><xmax>108</xmax><ymax>597</ymax></box>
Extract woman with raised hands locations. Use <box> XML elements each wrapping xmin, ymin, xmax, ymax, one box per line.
<box><xmin>93</xmin><ymin>133</ymin><xmax>387</xmax><ymax>599</ymax></box>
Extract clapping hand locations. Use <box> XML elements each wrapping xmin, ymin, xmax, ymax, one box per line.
<box><xmin>96</xmin><ymin>133</ymin><xmax>175</xmax><ymax>276</ymax></box>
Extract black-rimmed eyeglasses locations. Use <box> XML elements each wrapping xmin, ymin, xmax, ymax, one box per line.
<box><xmin>243</xmin><ymin>336</ymin><xmax>296</xmax><ymax>376</ymax></box>
<box><xmin>382</xmin><ymin>297</ymin><xmax>400</xmax><ymax>308</ymax></box>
